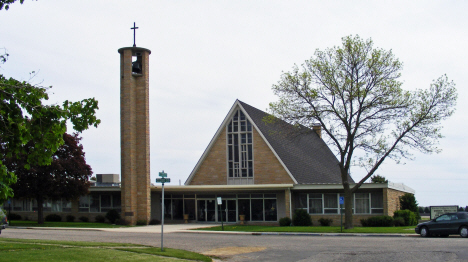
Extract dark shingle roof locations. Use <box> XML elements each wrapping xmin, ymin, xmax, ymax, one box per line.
<box><xmin>239</xmin><ymin>100</ymin><xmax>353</xmax><ymax>184</ymax></box>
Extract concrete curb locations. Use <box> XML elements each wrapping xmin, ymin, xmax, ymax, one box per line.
<box><xmin>9</xmin><ymin>226</ymin><xmax>419</xmax><ymax>237</ymax></box>
<box><xmin>178</xmin><ymin>230</ymin><xmax>418</xmax><ymax>237</ymax></box>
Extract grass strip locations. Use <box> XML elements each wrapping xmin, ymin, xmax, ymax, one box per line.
<box><xmin>195</xmin><ymin>225</ymin><xmax>415</xmax><ymax>234</ymax></box>
<box><xmin>117</xmin><ymin>247</ymin><xmax>212</xmax><ymax>262</ymax></box>
<box><xmin>0</xmin><ymin>238</ymin><xmax>212</xmax><ymax>262</ymax></box>
<box><xmin>0</xmin><ymin>238</ymin><xmax>141</xmax><ymax>247</ymax></box>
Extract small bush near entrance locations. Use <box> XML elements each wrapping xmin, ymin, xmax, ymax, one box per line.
<box><xmin>293</xmin><ymin>209</ymin><xmax>312</xmax><ymax>226</ymax></box>
<box><xmin>105</xmin><ymin>209</ymin><xmax>121</xmax><ymax>224</ymax></box>
<box><xmin>116</xmin><ymin>219</ymin><xmax>130</xmax><ymax>225</ymax></box>
<box><xmin>79</xmin><ymin>216</ymin><xmax>89</xmax><ymax>222</ymax></box>
<box><xmin>95</xmin><ymin>215</ymin><xmax>106</xmax><ymax>223</ymax></box>
<box><xmin>393</xmin><ymin>217</ymin><xmax>405</xmax><ymax>226</ymax></box>
<box><xmin>8</xmin><ymin>213</ymin><xmax>22</xmax><ymax>220</ymax></box>
<box><xmin>149</xmin><ymin>219</ymin><xmax>161</xmax><ymax>225</ymax></box>
<box><xmin>393</xmin><ymin>210</ymin><xmax>418</xmax><ymax>226</ymax></box>
<box><xmin>66</xmin><ymin>215</ymin><xmax>75</xmax><ymax>222</ymax></box>
<box><xmin>360</xmin><ymin>216</ymin><xmax>394</xmax><ymax>227</ymax></box>
<box><xmin>318</xmin><ymin>218</ymin><xmax>333</xmax><ymax>226</ymax></box>
<box><xmin>279</xmin><ymin>217</ymin><xmax>292</xmax><ymax>226</ymax></box>
<box><xmin>45</xmin><ymin>214</ymin><xmax>62</xmax><ymax>222</ymax></box>
<box><xmin>136</xmin><ymin>220</ymin><xmax>147</xmax><ymax>225</ymax></box>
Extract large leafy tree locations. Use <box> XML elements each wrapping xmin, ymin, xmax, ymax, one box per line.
<box><xmin>0</xmin><ymin>54</ymin><xmax>100</xmax><ymax>203</ymax></box>
<box><xmin>3</xmin><ymin>133</ymin><xmax>92</xmax><ymax>224</ymax></box>
<box><xmin>268</xmin><ymin>35</ymin><xmax>457</xmax><ymax>228</ymax></box>
<box><xmin>0</xmin><ymin>0</ymin><xmax>36</xmax><ymax>10</ymax></box>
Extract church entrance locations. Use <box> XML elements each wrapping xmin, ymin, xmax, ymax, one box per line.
<box><xmin>197</xmin><ymin>199</ymin><xmax>216</xmax><ymax>222</ymax></box>
<box><xmin>196</xmin><ymin>199</ymin><xmax>237</xmax><ymax>222</ymax></box>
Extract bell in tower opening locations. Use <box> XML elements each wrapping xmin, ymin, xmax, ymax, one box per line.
<box><xmin>132</xmin><ymin>52</ymin><xmax>142</xmax><ymax>74</ymax></box>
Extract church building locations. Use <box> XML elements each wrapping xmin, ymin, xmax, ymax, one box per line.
<box><xmin>3</xmin><ymin>39</ymin><xmax>414</xmax><ymax>226</ymax></box>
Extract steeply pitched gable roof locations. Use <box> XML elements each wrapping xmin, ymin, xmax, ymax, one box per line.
<box><xmin>185</xmin><ymin>100</ymin><xmax>352</xmax><ymax>185</ymax></box>
<box><xmin>238</xmin><ymin>101</ymin><xmax>351</xmax><ymax>184</ymax></box>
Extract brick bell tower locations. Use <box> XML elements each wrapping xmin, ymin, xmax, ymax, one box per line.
<box><xmin>118</xmin><ymin>23</ymin><xmax>151</xmax><ymax>225</ymax></box>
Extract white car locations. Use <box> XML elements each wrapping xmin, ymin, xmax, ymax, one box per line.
<box><xmin>0</xmin><ymin>209</ymin><xmax>8</xmax><ymax>234</ymax></box>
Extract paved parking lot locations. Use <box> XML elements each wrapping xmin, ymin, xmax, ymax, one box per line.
<box><xmin>2</xmin><ymin>226</ymin><xmax>468</xmax><ymax>261</ymax></box>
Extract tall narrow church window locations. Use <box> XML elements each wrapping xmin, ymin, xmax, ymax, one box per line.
<box><xmin>227</xmin><ymin>109</ymin><xmax>253</xmax><ymax>183</ymax></box>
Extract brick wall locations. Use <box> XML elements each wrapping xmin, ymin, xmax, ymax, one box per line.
<box><xmin>384</xmin><ymin>188</ymin><xmax>406</xmax><ymax>216</ymax></box>
<box><xmin>310</xmin><ymin>214</ymin><xmax>376</xmax><ymax>226</ymax></box>
<box><xmin>189</xmin><ymin>128</ymin><xmax>228</xmax><ymax>185</ymax></box>
<box><xmin>189</xmin><ymin>125</ymin><xmax>294</xmax><ymax>185</ymax></box>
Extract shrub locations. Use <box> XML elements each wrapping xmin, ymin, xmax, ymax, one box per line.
<box><xmin>79</xmin><ymin>216</ymin><xmax>89</xmax><ymax>222</ymax></box>
<box><xmin>66</xmin><ymin>215</ymin><xmax>75</xmax><ymax>222</ymax></box>
<box><xmin>318</xmin><ymin>218</ymin><xmax>333</xmax><ymax>226</ymax></box>
<box><xmin>393</xmin><ymin>210</ymin><xmax>418</xmax><ymax>226</ymax></box>
<box><xmin>149</xmin><ymin>219</ymin><xmax>161</xmax><ymax>225</ymax></box>
<box><xmin>95</xmin><ymin>215</ymin><xmax>106</xmax><ymax>223</ymax></box>
<box><xmin>279</xmin><ymin>217</ymin><xmax>292</xmax><ymax>226</ymax></box>
<box><xmin>105</xmin><ymin>209</ymin><xmax>121</xmax><ymax>224</ymax></box>
<box><xmin>116</xmin><ymin>218</ymin><xmax>130</xmax><ymax>225</ymax></box>
<box><xmin>360</xmin><ymin>216</ymin><xmax>394</xmax><ymax>227</ymax></box>
<box><xmin>393</xmin><ymin>217</ymin><xmax>405</xmax><ymax>226</ymax></box>
<box><xmin>8</xmin><ymin>213</ymin><xmax>22</xmax><ymax>220</ymax></box>
<box><xmin>292</xmin><ymin>209</ymin><xmax>312</xmax><ymax>226</ymax></box>
<box><xmin>399</xmin><ymin>193</ymin><xmax>421</xmax><ymax>220</ymax></box>
<box><xmin>136</xmin><ymin>220</ymin><xmax>147</xmax><ymax>225</ymax></box>
<box><xmin>45</xmin><ymin>214</ymin><xmax>62</xmax><ymax>222</ymax></box>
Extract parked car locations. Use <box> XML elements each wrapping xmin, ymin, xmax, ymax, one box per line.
<box><xmin>0</xmin><ymin>208</ymin><xmax>7</xmax><ymax>234</ymax></box>
<box><xmin>415</xmin><ymin>212</ymin><xmax>468</xmax><ymax>237</ymax></box>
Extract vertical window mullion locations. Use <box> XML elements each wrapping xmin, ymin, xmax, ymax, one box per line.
<box><xmin>321</xmin><ymin>194</ymin><xmax>324</xmax><ymax>214</ymax></box>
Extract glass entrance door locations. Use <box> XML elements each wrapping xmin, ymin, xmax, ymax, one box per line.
<box><xmin>198</xmin><ymin>199</ymin><xmax>236</xmax><ymax>222</ymax></box>
<box><xmin>220</xmin><ymin>199</ymin><xmax>237</xmax><ymax>222</ymax></box>
<box><xmin>197</xmin><ymin>199</ymin><xmax>216</xmax><ymax>222</ymax></box>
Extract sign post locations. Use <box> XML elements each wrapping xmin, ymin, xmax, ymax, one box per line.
<box><xmin>217</xmin><ymin>197</ymin><xmax>224</xmax><ymax>231</ymax></box>
<box><xmin>339</xmin><ymin>196</ymin><xmax>344</xmax><ymax>233</ymax></box>
<box><xmin>156</xmin><ymin>171</ymin><xmax>170</xmax><ymax>252</ymax></box>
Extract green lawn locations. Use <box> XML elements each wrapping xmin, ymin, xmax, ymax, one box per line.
<box><xmin>0</xmin><ymin>238</ymin><xmax>212</xmax><ymax>262</ymax></box>
<box><xmin>8</xmin><ymin>220</ymin><xmax>130</xmax><ymax>228</ymax></box>
<box><xmin>196</xmin><ymin>225</ymin><xmax>416</xmax><ymax>234</ymax></box>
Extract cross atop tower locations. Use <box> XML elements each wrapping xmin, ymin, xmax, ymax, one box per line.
<box><xmin>131</xmin><ymin>22</ymin><xmax>139</xmax><ymax>47</ymax></box>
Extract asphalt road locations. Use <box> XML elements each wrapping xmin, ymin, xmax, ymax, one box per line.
<box><xmin>2</xmin><ymin>228</ymin><xmax>468</xmax><ymax>261</ymax></box>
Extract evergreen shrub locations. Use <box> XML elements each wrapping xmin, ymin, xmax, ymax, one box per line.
<box><xmin>45</xmin><ymin>214</ymin><xmax>62</xmax><ymax>222</ymax></box>
<box><xmin>149</xmin><ymin>219</ymin><xmax>161</xmax><ymax>225</ymax></box>
<box><xmin>66</xmin><ymin>215</ymin><xmax>75</xmax><ymax>222</ymax></box>
<box><xmin>95</xmin><ymin>215</ymin><xmax>105</xmax><ymax>223</ymax></box>
<box><xmin>279</xmin><ymin>217</ymin><xmax>292</xmax><ymax>226</ymax></box>
<box><xmin>105</xmin><ymin>209</ymin><xmax>121</xmax><ymax>224</ymax></box>
<box><xmin>8</xmin><ymin>213</ymin><xmax>22</xmax><ymax>220</ymax></box>
<box><xmin>393</xmin><ymin>217</ymin><xmax>405</xmax><ymax>226</ymax></box>
<box><xmin>318</xmin><ymin>218</ymin><xmax>333</xmax><ymax>226</ymax></box>
<box><xmin>360</xmin><ymin>216</ymin><xmax>394</xmax><ymax>227</ymax></box>
<box><xmin>136</xmin><ymin>220</ymin><xmax>147</xmax><ymax>225</ymax></box>
<box><xmin>393</xmin><ymin>210</ymin><xmax>418</xmax><ymax>226</ymax></box>
<box><xmin>79</xmin><ymin>216</ymin><xmax>89</xmax><ymax>222</ymax></box>
<box><xmin>292</xmin><ymin>209</ymin><xmax>312</xmax><ymax>226</ymax></box>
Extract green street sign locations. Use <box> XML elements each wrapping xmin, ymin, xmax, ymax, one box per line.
<box><xmin>156</xmin><ymin>178</ymin><xmax>171</xmax><ymax>184</ymax></box>
<box><xmin>159</xmin><ymin>171</ymin><xmax>167</xmax><ymax>178</ymax></box>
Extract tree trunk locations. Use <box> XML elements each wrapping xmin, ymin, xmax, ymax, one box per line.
<box><xmin>37</xmin><ymin>196</ymin><xmax>44</xmax><ymax>224</ymax></box>
<box><xmin>344</xmin><ymin>188</ymin><xmax>354</xmax><ymax>229</ymax></box>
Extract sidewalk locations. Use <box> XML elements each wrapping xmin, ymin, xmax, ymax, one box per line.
<box><xmin>11</xmin><ymin>223</ymin><xmax>419</xmax><ymax>237</ymax></box>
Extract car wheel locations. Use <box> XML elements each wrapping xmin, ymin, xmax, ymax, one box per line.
<box><xmin>460</xmin><ymin>226</ymin><xmax>468</xmax><ymax>238</ymax></box>
<box><xmin>420</xmin><ymin>227</ymin><xmax>430</xmax><ymax>237</ymax></box>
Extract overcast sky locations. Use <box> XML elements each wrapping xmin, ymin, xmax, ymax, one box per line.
<box><xmin>1</xmin><ymin>1</ymin><xmax>467</xmax><ymax>207</ymax></box>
